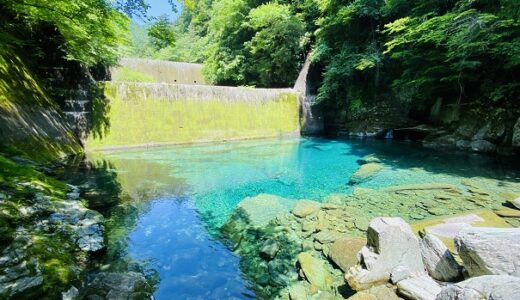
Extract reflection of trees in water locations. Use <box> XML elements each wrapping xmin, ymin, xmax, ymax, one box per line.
<box><xmin>60</xmin><ymin>155</ymin><xmax>190</xmax><ymax>291</ymax></box>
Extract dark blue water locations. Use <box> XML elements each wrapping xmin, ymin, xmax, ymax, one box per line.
<box><xmin>127</xmin><ymin>197</ymin><xmax>254</xmax><ymax>299</ymax></box>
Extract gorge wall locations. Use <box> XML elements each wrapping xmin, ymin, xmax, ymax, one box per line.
<box><xmin>84</xmin><ymin>59</ymin><xmax>300</xmax><ymax>150</ymax></box>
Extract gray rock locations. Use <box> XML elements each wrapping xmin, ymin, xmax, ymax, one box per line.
<box><xmin>345</xmin><ymin>217</ymin><xmax>425</xmax><ymax>290</ymax></box>
<box><xmin>470</xmin><ymin>140</ymin><xmax>496</xmax><ymax>153</ymax></box>
<box><xmin>81</xmin><ymin>272</ymin><xmax>152</xmax><ymax>299</ymax></box>
<box><xmin>260</xmin><ymin>240</ymin><xmax>279</xmax><ymax>259</ymax></box>
<box><xmin>513</xmin><ymin>117</ymin><xmax>520</xmax><ymax>148</ymax></box>
<box><xmin>455</xmin><ymin>140</ymin><xmax>471</xmax><ymax>151</ymax></box>
<box><xmin>420</xmin><ymin>234</ymin><xmax>462</xmax><ymax>282</ymax></box>
<box><xmin>455</xmin><ymin>227</ymin><xmax>520</xmax><ymax>277</ymax></box>
<box><xmin>436</xmin><ymin>275</ymin><xmax>520</xmax><ymax>300</ymax></box>
<box><xmin>397</xmin><ymin>275</ymin><xmax>441</xmax><ymax>300</ymax></box>
<box><xmin>62</xmin><ymin>286</ymin><xmax>79</xmax><ymax>300</ymax></box>
<box><xmin>390</xmin><ymin>266</ymin><xmax>413</xmax><ymax>284</ymax></box>
<box><xmin>510</xmin><ymin>197</ymin><xmax>520</xmax><ymax>210</ymax></box>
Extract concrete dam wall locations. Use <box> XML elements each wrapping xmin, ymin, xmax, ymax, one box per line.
<box><xmin>84</xmin><ymin>60</ymin><xmax>300</xmax><ymax>150</ymax></box>
<box><xmin>111</xmin><ymin>58</ymin><xmax>207</xmax><ymax>85</ymax></box>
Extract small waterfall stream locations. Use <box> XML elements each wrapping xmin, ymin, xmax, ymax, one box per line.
<box><xmin>293</xmin><ymin>56</ymin><xmax>323</xmax><ymax>135</ymax></box>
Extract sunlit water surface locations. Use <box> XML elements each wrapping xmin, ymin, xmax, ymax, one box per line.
<box><xmin>88</xmin><ymin>137</ymin><xmax>520</xmax><ymax>299</ymax></box>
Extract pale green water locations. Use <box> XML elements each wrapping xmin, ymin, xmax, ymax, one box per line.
<box><xmin>89</xmin><ymin>137</ymin><xmax>520</xmax><ymax>299</ymax></box>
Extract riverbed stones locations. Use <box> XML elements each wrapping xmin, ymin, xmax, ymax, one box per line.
<box><xmin>297</xmin><ymin>252</ymin><xmax>333</xmax><ymax>289</ymax></box>
<box><xmin>420</xmin><ymin>234</ymin><xmax>461</xmax><ymax>282</ymax></box>
<box><xmin>345</xmin><ymin>217</ymin><xmax>425</xmax><ymax>290</ymax></box>
<box><xmin>455</xmin><ymin>227</ymin><xmax>520</xmax><ymax>277</ymax></box>
<box><xmin>328</xmin><ymin>237</ymin><xmax>366</xmax><ymax>273</ymax></box>
<box><xmin>293</xmin><ymin>200</ymin><xmax>320</xmax><ymax>218</ymax></box>
<box><xmin>349</xmin><ymin>163</ymin><xmax>384</xmax><ymax>184</ymax></box>
<box><xmin>314</xmin><ymin>230</ymin><xmax>343</xmax><ymax>244</ymax></box>
<box><xmin>437</xmin><ymin>275</ymin><xmax>520</xmax><ymax>300</ymax></box>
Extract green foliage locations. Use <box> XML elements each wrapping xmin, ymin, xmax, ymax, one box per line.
<box><xmin>203</xmin><ymin>0</ymin><xmax>304</xmax><ymax>87</ymax></box>
<box><xmin>312</xmin><ymin>0</ymin><xmax>520</xmax><ymax>112</ymax></box>
<box><xmin>1</xmin><ymin>0</ymin><xmax>131</xmax><ymax>66</ymax></box>
<box><xmin>148</xmin><ymin>15</ymin><xmax>176</xmax><ymax>50</ymax></box>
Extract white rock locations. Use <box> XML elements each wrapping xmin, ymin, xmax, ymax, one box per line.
<box><xmin>420</xmin><ymin>234</ymin><xmax>461</xmax><ymax>282</ymax></box>
<box><xmin>455</xmin><ymin>227</ymin><xmax>520</xmax><ymax>277</ymax></box>
<box><xmin>345</xmin><ymin>217</ymin><xmax>425</xmax><ymax>290</ymax></box>
<box><xmin>397</xmin><ymin>275</ymin><xmax>441</xmax><ymax>300</ymax></box>
<box><xmin>436</xmin><ymin>275</ymin><xmax>520</xmax><ymax>300</ymax></box>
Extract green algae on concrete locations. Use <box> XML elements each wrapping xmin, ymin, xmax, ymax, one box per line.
<box><xmin>85</xmin><ymin>82</ymin><xmax>300</xmax><ymax>150</ymax></box>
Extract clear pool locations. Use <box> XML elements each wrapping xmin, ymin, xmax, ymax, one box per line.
<box><xmin>89</xmin><ymin>137</ymin><xmax>520</xmax><ymax>299</ymax></box>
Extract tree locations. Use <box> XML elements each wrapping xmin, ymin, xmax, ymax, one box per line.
<box><xmin>148</xmin><ymin>15</ymin><xmax>176</xmax><ymax>50</ymax></box>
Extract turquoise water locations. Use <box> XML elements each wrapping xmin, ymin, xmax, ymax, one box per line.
<box><xmin>90</xmin><ymin>137</ymin><xmax>520</xmax><ymax>299</ymax></box>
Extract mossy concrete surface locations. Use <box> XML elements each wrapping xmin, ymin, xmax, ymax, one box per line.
<box><xmin>0</xmin><ymin>46</ymin><xmax>81</xmax><ymax>161</ymax></box>
<box><xmin>85</xmin><ymin>82</ymin><xmax>300</xmax><ymax>150</ymax></box>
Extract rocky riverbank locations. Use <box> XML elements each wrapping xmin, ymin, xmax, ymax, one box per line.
<box><xmin>220</xmin><ymin>155</ymin><xmax>520</xmax><ymax>299</ymax></box>
<box><xmin>0</xmin><ymin>152</ymin><xmax>154</xmax><ymax>299</ymax></box>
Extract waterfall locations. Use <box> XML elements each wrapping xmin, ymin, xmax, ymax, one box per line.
<box><xmin>293</xmin><ymin>56</ymin><xmax>323</xmax><ymax>135</ymax></box>
<box><xmin>62</xmin><ymin>89</ymin><xmax>91</xmax><ymax>140</ymax></box>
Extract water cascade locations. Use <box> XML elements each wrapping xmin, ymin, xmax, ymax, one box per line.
<box><xmin>293</xmin><ymin>56</ymin><xmax>324</xmax><ymax>135</ymax></box>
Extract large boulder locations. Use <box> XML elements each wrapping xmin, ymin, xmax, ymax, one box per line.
<box><xmin>328</xmin><ymin>237</ymin><xmax>366</xmax><ymax>272</ymax></box>
<box><xmin>436</xmin><ymin>275</ymin><xmax>520</xmax><ymax>300</ymax></box>
<box><xmin>297</xmin><ymin>252</ymin><xmax>333</xmax><ymax>289</ymax></box>
<box><xmin>455</xmin><ymin>227</ymin><xmax>520</xmax><ymax>277</ymax></box>
<box><xmin>513</xmin><ymin>117</ymin><xmax>520</xmax><ymax>148</ymax></box>
<box><xmin>420</xmin><ymin>234</ymin><xmax>462</xmax><ymax>282</ymax></box>
<box><xmin>349</xmin><ymin>163</ymin><xmax>384</xmax><ymax>184</ymax></box>
<box><xmin>345</xmin><ymin>217</ymin><xmax>425</xmax><ymax>290</ymax></box>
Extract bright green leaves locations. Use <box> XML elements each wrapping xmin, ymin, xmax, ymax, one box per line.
<box><xmin>148</xmin><ymin>15</ymin><xmax>176</xmax><ymax>50</ymax></box>
<box><xmin>204</xmin><ymin>0</ymin><xmax>304</xmax><ymax>87</ymax></box>
<box><xmin>2</xmin><ymin>0</ymin><xmax>130</xmax><ymax>66</ymax></box>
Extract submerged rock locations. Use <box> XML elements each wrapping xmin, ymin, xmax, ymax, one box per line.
<box><xmin>221</xmin><ymin>194</ymin><xmax>294</xmax><ymax>247</ymax></box>
<box><xmin>297</xmin><ymin>252</ymin><xmax>333</xmax><ymax>290</ymax></box>
<box><xmin>470</xmin><ymin>139</ymin><xmax>497</xmax><ymax>153</ymax></box>
<box><xmin>292</xmin><ymin>200</ymin><xmax>320</xmax><ymax>218</ymax></box>
<box><xmin>420</xmin><ymin>234</ymin><xmax>461</xmax><ymax>282</ymax></box>
<box><xmin>455</xmin><ymin>227</ymin><xmax>520</xmax><ymax>277</ymax></box>
<box><xmin>349</xmin><ymin>163</ymin><xmax>384</xmax><ymax>184</ymax></box>
<box><xmin>345</xmin><ymin>217</ymin><xmax>425</xmax><ymax>290</ymax></box>
<box><xmin>81</xmin><ymin>272</ymin><xmax>152</xmax><ymax>299</ymax></box>
<box><xmin>437</xmin><ymin>275</ymin><xmax>520</xmax><ymax>300</ymax></box>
